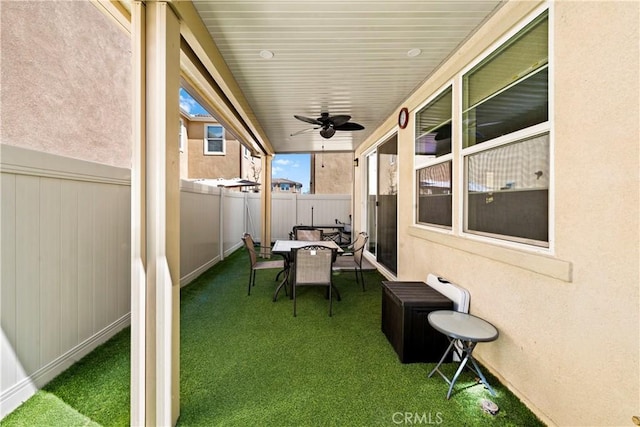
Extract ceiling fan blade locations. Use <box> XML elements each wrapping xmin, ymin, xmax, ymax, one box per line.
<box><xmin>328</xmin><ymin>115</ymin><xmax>351</xmax><ymax>127</ymax></box>
<box><xmin>290</xmin><ymin>127</ymin><xmax>318</xmax><ymax>137</ymax></box>
<box><xmin>334</xmin><ymin>122</ymin><xmax>364</xmax><ymax>131</ymax></box>
<box><xmin>294</xmin><ymin>115</ymin><xmax>322</xmax><ymax>126</ymax></box>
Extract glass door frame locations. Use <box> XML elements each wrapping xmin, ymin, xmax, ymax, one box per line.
<box><xmin>362</xmin><ymin>129</ymin><xmax>399</xmax><ymax>275</ymax></box>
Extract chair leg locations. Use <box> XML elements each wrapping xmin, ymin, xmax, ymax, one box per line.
<box><xmin>293</xmin><ymin>284</ymin><xmax>297</xmax><ymax>317</ymax></box>
<box><xmin>248</xmin><ymin>270</ymin><xmax>256</xmax><ymax>296</ymax></box>
<box><xmin>359</xmin><ymin>268</ymin><xmax>365</xmax><ymax>291</ymax></box>
<box><xmin>328</xmin><ymin>284</ymin><xmax>332</xmax><ymax>317</ymax></box>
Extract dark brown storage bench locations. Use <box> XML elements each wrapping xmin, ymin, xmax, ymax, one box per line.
<box><xmin>381</xmin><ymin>281</ymin><xmax>453</xmax><ymax>363</ymax></box>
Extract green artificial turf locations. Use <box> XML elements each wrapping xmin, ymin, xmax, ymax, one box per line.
<box><xmin>1</xmin><ymin>249</ymin><xmax>545</xmax><ymax>426</ymax></box>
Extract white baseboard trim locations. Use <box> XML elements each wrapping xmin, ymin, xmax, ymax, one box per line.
<box><xmin>0</xmin><ymin>314</ymin><xmax>131</xmax><ymax>419</ymax></box>
<box><xmin>179</xmin><ymin>243</ymin><xmax>243</xmax><ymax>288</ymax></box>
<box><xmin>180</xmin><ymin>256</ymin><xmax>221</xmax><ymax>288</ymax></box>
<box><xmin>224</xmin><ymin>242</ymin><xmax>243</xmax><ymax>258</ymax></box>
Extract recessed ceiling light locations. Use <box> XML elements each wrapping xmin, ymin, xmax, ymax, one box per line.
<box><xmin>259</xmin><ymin>50</ymin><xmax>274</xmax><ymax>59</ymax></box>
<box><xmin>407</xmin><ymin>48</ymin><xmax>422</xmax><ymax>58</ymax></box>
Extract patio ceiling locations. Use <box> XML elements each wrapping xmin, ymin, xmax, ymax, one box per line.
<box><xmin>189</xmin><ymin>0</ymin><xmax>504</xmax><ymax>154</ymax></box>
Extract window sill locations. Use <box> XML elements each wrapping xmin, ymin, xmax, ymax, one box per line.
<box><xmin>408</xmin><ymin>225</ymin><xmax>572</xmax><ymax>282</ymax></box>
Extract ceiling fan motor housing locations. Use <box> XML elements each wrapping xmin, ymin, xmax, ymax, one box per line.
<box><xmin>319</xmin><ymin>126</ymin><xmax>336</xmax><ymax>139</ymax></box>
<box><xmin>293</xmin><ymin>112</ymin><xmax>364</xmax><ymax>139</ymax></box>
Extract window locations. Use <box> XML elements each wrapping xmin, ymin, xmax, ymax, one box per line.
<box><xmin>204</xmin><ymin>124</ymin><xmax>225</xmax><ymax>155</ymax></box>
<box><xmin>462</xmin><ymin>13</ymin><xmax>548</xmax><ymax>149</ymax></box>
<box><xmin>465</xmin><ymin>134</ymin><xmax>549</xmax><ymax>243</ymax></box>
<box><xmin>415</xmin><ymin>87</ymin><xmax>453</xmax><ymax>228</ymax></box>
<box><xmin>463</xmin><ymin>11</ymin><xmax>549</xmax><ymax>247</ymax></box>
<box><xmin>415</xmin><ymin>87</ymin><xmax>452</xmax><ymax>160</ymax></box>
<box><xmin>416</xmin><ymin>162</ymin><xmax>452</xmax><ymax>227</ymax></box>
<box><xmin>413</xmin><ymin>10</ymin><xmax>549</xmax><ymax>248</ymax></box>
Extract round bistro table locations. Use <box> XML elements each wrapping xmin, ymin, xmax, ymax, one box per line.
<box><xmin>427</xmin><ymin>310</ymin><xmax>499</xmax><ymax>399</ymax></box>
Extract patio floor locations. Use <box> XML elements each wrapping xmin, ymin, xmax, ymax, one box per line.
<box><xmin>1</xmin><ymin>248</ymin><xmax>544</xmax><ymax>426</ymax></box>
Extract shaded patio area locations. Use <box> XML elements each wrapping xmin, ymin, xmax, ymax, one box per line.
<box><xmin>2</xmin><ymin>249</ymin><xmax>543</xmax><ymax>426</ymax></box>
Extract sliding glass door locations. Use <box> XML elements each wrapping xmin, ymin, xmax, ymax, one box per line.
<box><xmin>376</xmin><ymin>135</ymin><xmax>398</xmax><ymax>274</ymax></box>
<box><xmin>366</xmin><ymin>152</ymin><xmax>377</xmax><ymax>258</ymax></box>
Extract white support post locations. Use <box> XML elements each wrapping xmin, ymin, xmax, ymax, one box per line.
<box><xmin>261</xmin><ymin>155</ymin><xmax>273</xmax><ymax>254</ymax></box>
<box><xmin>130</xmin><ymin>2</ymin><xmax>146</xmax><ymax>426</ymax></box>
<box><xmin>131</xmin><ymin>1</ymin><xmax>181</xmax><ymax>426</ymax></box>
<box><xmin>219</xmin><ymin>187</ymin><xmax>225</xmax><ymax>260</ymax></box>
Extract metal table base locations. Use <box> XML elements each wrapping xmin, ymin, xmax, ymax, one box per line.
<box><xmin>427</xmin><ymin>310</ymin><xmax>499</xmax><ymax>399</ymax></box>
<box><xmin>428</xmin><ymin>337</ymin><xmax>496</xmax><ymax>399</ymax></box>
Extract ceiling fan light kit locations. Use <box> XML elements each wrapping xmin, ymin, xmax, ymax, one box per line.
<box><xmin>319</xmin><ymin>127</ymin><xmax>336</xmax><ymax>139</ymax></box>
<box><xmin>293</xmin><ymin>112</ymin><xmax>364</xmax><ymax>139</ymax></box>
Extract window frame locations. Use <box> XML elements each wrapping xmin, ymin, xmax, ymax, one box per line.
<box><xmin>203</xmin><ymin>123</ymin><xmax>225</xmax><ymax>155</ymax></box>
<box><xmin>413</xmin><ymin>83</ymin><xmax>455</xmax><ymax>230</ymax></box>
<box><xmin>179</xmin><ymin>118</ymin><xmax>185</xmax><ymax>153</ymax></box>
<box><xmin>412</xmin><ymin>6</ymin><xmax>552</xmax><ymax>253</ymax></box>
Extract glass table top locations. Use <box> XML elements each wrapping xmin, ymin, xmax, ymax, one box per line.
<box><xmin>428</xmin><ymin>310</ymin><xmax>498</xmax><ymax>342</ymax></box>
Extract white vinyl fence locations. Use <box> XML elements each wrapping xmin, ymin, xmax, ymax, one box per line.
<box><xmin>1</xmin><ymin>146</ymin><xmax>131</xmax><ymax>418</ymax></box>
<box><xmin>270</xmin><ymin>193</ymin><xmax>352</xmax><ymax>241</ymax></box>
<box><xmin>0</xmin><ymin>145</ymin><xmax>351</xmax><ymax>418</ymax></box>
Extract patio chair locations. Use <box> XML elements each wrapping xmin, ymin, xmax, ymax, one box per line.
<box><xmin>292</xmin><ymin>245</ymin><xmax>336</xmax><ymax>317</ymax></box>
<box><xmin>294</xmin><ymin>227</ymin><xmax>323</xmax><ymax>241</ymax></box>
<box><xmin>241</xmin><ymin>233</ymin><xmax>286</xmax><ymax>296</ymax></box>
<box><xmin>332</xmin><ymin>232</ymin><xmax>369</xmax><ymax>291</ymax></box>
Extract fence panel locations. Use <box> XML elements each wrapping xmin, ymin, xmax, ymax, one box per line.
<box><xmin>0</xmin><ymin>146</ymin><xmax>131</xmax><ymax>418</ymax></box>
<box><xmin>179</xmin><ymin>181</ymin><xmax>221</xmax><ymax>285</ymax></box>
<box><xmin>221</xmin><ymin>190</ymin><xmax>247</xmax><ymax>255</ymax></box>
<box><xmin>249</xmin><ymin>193</ymin><xmax>352</xmax><ymax>242</ymax></box>
<box><xmin>270</xmin><ymin>192</ymin><xmax>297</xmax><ymax>241</ymax></box>
<box><xmin>294</xmin><ymin>194</ymin><xmax>351</xmax><ymax>227</ymax></box>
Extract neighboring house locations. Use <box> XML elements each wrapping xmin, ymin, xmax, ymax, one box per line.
<box><xmin>179</xmin><ymin>109</ymin><xmax>261</xmax><ymax>186</ymax></box>
<box><xmin>310</xmin><ymin>152</ymin><xmax>353</xmax><ymax>194</ymax></box>
<box><xmin>271</xmin><ymin>178</ymin><xmax>302</xmax><ymax>193</ymax></box>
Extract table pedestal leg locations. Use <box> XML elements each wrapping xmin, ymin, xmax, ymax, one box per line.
<box><xmin>273</xmin><ymin>259</ymin><xmax>290</xmax><ymax>302</ymax></box>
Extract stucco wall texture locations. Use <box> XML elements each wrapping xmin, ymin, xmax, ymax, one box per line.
<box><xmin>313</xmin><ymin>152</ymin><xmax>353</xmax><ymax>194</ymax></box>
<box><xmin>1</xmin><ymin>1</ymin><xmax>132</xmax><ymax>168</ymax></box>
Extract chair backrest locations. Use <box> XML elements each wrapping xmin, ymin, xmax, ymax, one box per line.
<box><xmin>292</xmin><ymin>245</ymin><xmax>334</xmax><ymax>285</ymax></box>
<box><xmin>352</xmin><ymin>232</ymin><xmax>368</xmax><ymax>266</ymax></box>
<box><xmin>241</xmin><ymin>233</ymin><xmax>258</xmax><ymax>267</ymax></box>
<box><xmin>295</xmin><ymin>228</ymin><xmax>323</xmax><ymax>241</ymax></box>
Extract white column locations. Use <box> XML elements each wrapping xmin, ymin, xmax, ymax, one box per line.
<box><xmin>130</xmin><ymin>2</ymin><xmax>147</xmax><ymax>425</ymax></box>
<box><xmin>261</xmin><ymin>155</ymin><xmax>273</xmax><ymax>253</ymax></box>
<box><xmin>131</xmin><ymin>1</ymin><xmax>181</xmax><ymax>426</ymax></box>
<box><xmin>219</xmin><ymin>187</ymin><xmax>225</xmax><ymax>260</ymax></box>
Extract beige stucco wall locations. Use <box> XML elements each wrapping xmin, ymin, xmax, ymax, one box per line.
<box><xmin>312</xmin><ymin>152</ymin><xmax>353</xmax><ymax>194</ymax></box>
<box><xmin>1</xmin><ymin>1</ymin><xmax>131</xmax><ymax>168</ymax></box>
<box><xmin>186</xmin><ymin>120</ymin><xmax>242</xmax><ymax>179</ymax></box>
<box><xmin>354</xmin><ymin>1</ymin><xmax>639</xmax><ymax>426</ymax></box>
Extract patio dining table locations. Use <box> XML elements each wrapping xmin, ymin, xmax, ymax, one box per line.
<box><xmin>271</xmin><ymin>239</ymin><xmax>342</xmax><ymax>302</ymax></box>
